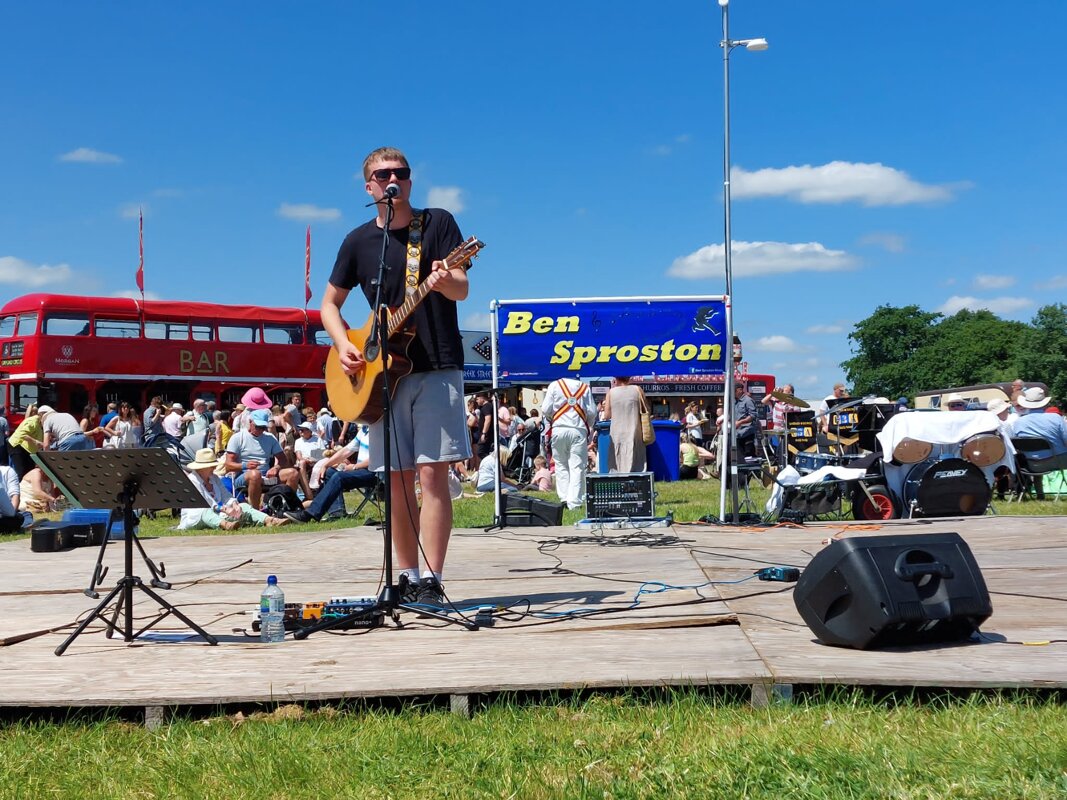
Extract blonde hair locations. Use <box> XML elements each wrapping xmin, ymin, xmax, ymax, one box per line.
<box><xmin>362</xmin><ymin>147</ymin><xmax>409</xmax><ymax>180</ymax></box>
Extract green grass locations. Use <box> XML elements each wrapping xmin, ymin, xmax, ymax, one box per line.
<box><xmin>1</xmin><ymin>690</ymin><xmax>1065</xmax><ymax>799</ymax></box>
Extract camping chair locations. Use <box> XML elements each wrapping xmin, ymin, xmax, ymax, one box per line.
<box><xmin>1011</xmin><ymin>437</ymin><xmax>1067</xmax><ymax>502</ymax></box>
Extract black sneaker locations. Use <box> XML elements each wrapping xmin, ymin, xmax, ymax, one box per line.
<box><xmin>398</xmin><ymin>574</ymin><xmax>420</xmax><ymax>604</ymax></box>
<box><xmin>284</xmin><ymin>509</ymin><xmax>313</xmax><ymax>524</ymax></box>
<box><xmin>415</xmin><ymin>577</ymin><xmax>446</xmax><ymax>609</ymax></box>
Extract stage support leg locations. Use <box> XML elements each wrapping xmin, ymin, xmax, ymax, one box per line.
<box><xmin>450</xmin><ymin>694</ymin><xmax>471</xmax><ymax>718</ymax></box>
<box><xmin>750</xmin><ymin>681</ymin><xmax>793</xmax><ymax>708</ymax></box>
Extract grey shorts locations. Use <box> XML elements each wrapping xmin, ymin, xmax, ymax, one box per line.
<box><xmin>369</xmin><ymin>368</ymin><xmax>471</xmax><ymax>471</ymax></box>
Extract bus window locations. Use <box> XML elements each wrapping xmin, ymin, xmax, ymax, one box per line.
<box><xmin>218</xmin><ymin>325</ymin><xmax>259</xmax><ymax>343</ymax></box>
<box><xmin>264</xmin><ymin>324</ymin><xmax>304</xmax><ymax>345</ymax></box>
<box><xmin>12</xmin><ymin>383</ymin><xmax>40</xmax><ymax>412</ymax></box>
<box><xmin>0</xmin><ymin>316</ymin><xmax>14</xmax><ymax>338</ymax></box>
<box><xmin>191</xmin><ymin>323</ymin><xmax>213</xmax><ymax>341</ymax></box>
<box><xmin>309</xmin><ymin>325</ymin><xmax>332</xmax><ymax>346</ymax></box>
<box><xmin>95</xmin><ymin>318</ymin><xmax>141</xmax><ymax>338</ymax></box>
<box><xmin>43</xmin><ymin>313</ymin><xmax>90</xmax><ymax>336</ymax></box>
<box><xmin>145</xmin><ymin>321</ymin><xmax>189</xmax><ymax>340</ymax></box>
<box><xmin>16</xmin><ymin>313</ymin><xmax>38</xmax><ymax>336</ymax></box>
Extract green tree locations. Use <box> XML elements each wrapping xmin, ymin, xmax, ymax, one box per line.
<box><xmin>1016</xmin><ymin>303</ymin><xmax>1067</xmax><ymax>404</ymax></box>
<box><xmin>841</xmin><ymin>305</ymin><xmax>941</xmax><ymax>398</ymax></box>
<box><xmin>915</xmin><ymin>309</ymin><xmax>1027</xmax><ymax>389</ymax></box>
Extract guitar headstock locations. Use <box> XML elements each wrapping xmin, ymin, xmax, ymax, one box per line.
<box><xmin>444</xmin><ymin>236</ymin><xmax>485</xmax><ymax>271</ymax></box>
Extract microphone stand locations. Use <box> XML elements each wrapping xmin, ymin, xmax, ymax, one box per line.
<box><xmin>297</xmin><ymin>191</ymin><xmax>476</xmax><ymax>638</ymax></box>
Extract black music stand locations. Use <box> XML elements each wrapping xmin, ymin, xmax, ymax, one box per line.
<box><xmin>34</xmin><ymin>449</ymin><xmax>218</xmax><ymax>656</ymax></box>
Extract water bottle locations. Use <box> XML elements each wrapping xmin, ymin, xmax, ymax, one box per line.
<box><xmin>259</xmin><ymin>575</ymin><xmax>285</xmax><ymax>643</ymax></box>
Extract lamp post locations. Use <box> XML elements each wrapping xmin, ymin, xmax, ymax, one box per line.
<box><xmin>718</xmin><ymin>0</ymin><xmax>767</xmax><ymax>524</ymax></box>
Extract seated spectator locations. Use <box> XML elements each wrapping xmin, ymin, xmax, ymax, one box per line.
<box><xmin>285</xmin><ymin>433</ymin><xmax>378</xmax><ymax>523</ymax></box>
<box><xmin>224</xmin><ymin>408</ymin><xmax>300</xmax><ymax>510</ymax></box>
<box><xmin>179</xmin><ymin>448</ymin><xmax>288</xmax><ymax>530</ymax></box>
<box><xmin>475</xmin><ymin>446</ymin><xmax>519</xmax><ymax>494</ymax></box>
<box><xmin>529</xmin><ymin>455</ymin><xmax>553</xmax><ymax>492</ymax></box>
<box><xmin>8</xmin><ymin>405</ymin><xmax>43</xmax><ymax>479</ymax></box>
<box><xmin>19</xmin><ymin>467</ymin><xmax>61</xmax><ymax>513</ymax></box>
<box><xmin>0</xmin><ymin>462</ymin><xmax>33</xmax><ymax>531</ymax></box>
<box><xmin>679</xmin><ymin>434</ymin><xmax>711</xmax><ymax>480</ymax></box>
<box><xmin>293</xmin><ymin>421</ymin><xmax>325</xmax><ymax>497</ymax></box>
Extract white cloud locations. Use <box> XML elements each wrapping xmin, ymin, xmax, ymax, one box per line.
<box><xmin>1035</xmin><ymin>275</ymin><xmax>1067</xmax><ymax>290</ymax></box>
<box><xmin>796</xmin><ymin>375</ymin><xmax>820</xmax><ymax>388</ymax></box>
<box><xmin>276</xmin><ymin>203</ymin><xmax>341</xmax><ymax>223</ymax></box>
<box><xmin>668</xmin><ymin>240</ymin><xmax>857</xmax><ymax>279</ymax></box>
<box><xmin>750</xmin><ymin>335</ymin><xmax>801</xmax><ymax>353</ymax></box>
<box><xmin>937</xmin><ymin>295</ymin><xmax>1034</xmax><ymax>315</ymax></box>
<box><xmin>58</xmin><ymin>147</ymin><xmax>122</xmax><ymax>164</ymax></box>
<box><xmin>463</xmin><ymin>312</ymin><xmax>492</xmax><ymax>330</ymax></box>
<box><xmin>733</xmin><ymin>161</ymin><xmax>959</xmax><ymax>206</ymax></box>
<box><xmin>119</xmin><ymin>203</ymin><xmax>146</xmax><ymax>219</ymax></box>
<box><xmin>651</xmin><ymin>134</ymin><xmax>690</xmax><ymax>157</ymax></box>
<box><xmin>427</xmin><ymin>186</ymin><xmax>466</xmax><ymax>214</ymax></box>
<box><xmin>0</xmin><ymin>255</ymin><xmax>75</xmax><ymax>287</ymax></box>
<box><xmin>805</xmin><ymin>324</ymin><xmax>844</xmax><ymax>335</ymax></box>
<box><xmin>974</xmin><ymin>274</ymin><xmax>1015</xmax><ymax>290</ymax></box>
<box><xmin>858</xmin><ymin>232</ymin><xmax>906</xmax><ymax>253</ymax></box>
<box><xmin>114</xmin><ymin>289</ymin><xmax>162</xmax><ymax>300</ymax></box>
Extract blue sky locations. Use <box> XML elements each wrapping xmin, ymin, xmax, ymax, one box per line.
<box><xmin>2</xmin><ymin>1</ymin><xmax>1065</xmax><ymax>401</ymax></box>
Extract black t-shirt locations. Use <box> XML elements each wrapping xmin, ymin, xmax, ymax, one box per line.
<box><xmin>329</xmin><ymin>208</ymin><xmax>465</xmax><ymax>373</ymax></box>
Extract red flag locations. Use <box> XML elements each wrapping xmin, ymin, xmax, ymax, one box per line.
<box><xmin>304</xmin><ymin>225</ymin><xmax>312</xmax><ymax>306</ymax></box>
<box><xmin>136</xmin><ymin>208</ymin><xmax>144</xmax><ymax>295</ymax></box>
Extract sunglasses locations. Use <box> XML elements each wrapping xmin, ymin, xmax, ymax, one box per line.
<box><xmin>369</xmin><ymin>167</ymin><xmax>411</xmax><ymax>182</ymax></box>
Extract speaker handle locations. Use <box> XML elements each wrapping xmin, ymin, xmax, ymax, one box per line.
<box><xmin>895</xmin><ymin>560</ymin><xmax>955</xmax><ymax>582</ymax></box>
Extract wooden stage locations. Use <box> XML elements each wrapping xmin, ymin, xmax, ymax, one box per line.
<box><xmin>1</xmin><ymin>514</ymin><xmax>1065</xmax><ymax>717</ymax></box>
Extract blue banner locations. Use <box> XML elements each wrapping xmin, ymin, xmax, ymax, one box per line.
<box><xmin>495</xmin><ymin>297</ymin><xmax>728</xmax><ymax>382</ymax></box>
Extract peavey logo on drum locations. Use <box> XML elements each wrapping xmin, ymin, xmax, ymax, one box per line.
<box><xmin>933</xmin><ymin>468</ymin><xmax>970</xmax><ymax>480</ymax></box>
<box><xmin>55</xmin><ymin>344</ymin><xmax>80</xmax><ymax>366</ymax></box>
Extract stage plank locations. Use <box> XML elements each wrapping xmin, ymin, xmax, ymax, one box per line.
<box><xmin>1</xmin><ymin>513</ymin><xmax>1065</xmax><ymax>710</ymax></box>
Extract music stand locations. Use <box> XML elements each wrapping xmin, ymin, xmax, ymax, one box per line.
<box><xmin>33</xmin><ymin>449</ymin><xmax>219</xmax><ymax>656</ymax></box>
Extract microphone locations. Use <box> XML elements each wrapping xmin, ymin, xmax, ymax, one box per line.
<box><xmin>382</xmin><ymin>183</ymin><xmax>400</xmax><ymax>199</ymax></box>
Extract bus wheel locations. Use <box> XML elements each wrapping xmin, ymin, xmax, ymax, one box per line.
<box><xmin>852</xmin><ymin>484</ymin><xmax>898</xmax><ymax>520</ymax></box>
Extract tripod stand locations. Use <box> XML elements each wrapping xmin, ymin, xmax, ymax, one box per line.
<box><xmin>296</xmin><ymin>192</ymin><xmax>477</xmax><ymax>638</ymax></box>
<box><xmin>34</xmin><ymin>448</ymin><xmax>218</xmax><ymax>656</ymax></box>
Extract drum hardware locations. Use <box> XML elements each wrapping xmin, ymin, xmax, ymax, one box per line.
<box><xmin>959</xmin><ymin>433</ymin><xmax>1006</xmax><ymax>468</ymax></box>
<box><xmin>795</xmin><ymin>451</ymin><xmax>842</xmax><ymax>475</ymax></box>
<box><xmin>892</xmin><ymin>437</ymin><xmax>933</xmax><ymax>464</ymax></box>
<box><xmin>903</xmin><ymin>456</ymin><xmax>990</xmax><ymax>518</ymax></box>
<box><xmin>770</xmin><ymin>390</ymin><xmax>810</xmax><ymax>408</ymax></box>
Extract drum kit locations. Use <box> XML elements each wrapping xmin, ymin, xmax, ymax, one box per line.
<box><xmin>766</xmin><ymin>389</ymin><xmax>1003</xmax><ymax>520</ymax></box>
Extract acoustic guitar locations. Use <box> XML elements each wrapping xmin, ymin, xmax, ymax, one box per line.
<box><xmin>325</xmin><ymin>236</ymin><xmax>485</xmax><ymax>423</ymax></box>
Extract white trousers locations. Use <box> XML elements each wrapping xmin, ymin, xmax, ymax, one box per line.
<box><xmin>550</xmin><ymin>426</ymin><xmax>588</xmax><ymax>510</ymax></box>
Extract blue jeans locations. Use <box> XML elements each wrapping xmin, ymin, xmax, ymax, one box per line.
<box><xmin>307</xmin><ymin>467</ymin><xmax>377</xmax><ymax>520</ymax></box>
<box><xmin>58</xmin><ymin>433</ymin><xmax>93</xmax><ymax>451</ymax></box>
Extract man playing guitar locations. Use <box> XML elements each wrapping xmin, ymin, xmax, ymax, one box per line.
<box><xmin>320</xmin><ymin>146</ymin><xmax>471</xmax><ymax>609</ymax></box>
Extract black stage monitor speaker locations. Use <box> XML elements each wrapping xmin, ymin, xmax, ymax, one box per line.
<box><xmin>503</xmin><ymin>493</ymin><xmax>564</xmax><ymax>527</ymax></box>
<box><xmin>794</xmin><ymin>532</ymin><xmax>992</xmax><ymax>649</ymax></box>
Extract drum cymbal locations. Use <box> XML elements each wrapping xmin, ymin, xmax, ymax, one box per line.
<box><xmin>771</xmin><ymin>390</ymin><xmax>809</xmax><ymax>408</ymax></box>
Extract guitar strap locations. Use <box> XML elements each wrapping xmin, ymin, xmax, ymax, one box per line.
<box><xmin>405</xmin><ymin>210</ymin><xmax>424</xmax><ymax>297</ymax></box>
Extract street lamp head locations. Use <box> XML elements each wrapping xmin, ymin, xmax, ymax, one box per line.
<box><xmin>742</xmin><ymin>37</ymin><xmax>769</xmax><ymax>51</ymax></box>
<box><xmin>718</xmin><ymin>0</ymin><xmax>729</xmax><ymax>7</ymax></box>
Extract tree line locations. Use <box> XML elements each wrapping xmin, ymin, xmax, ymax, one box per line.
<box><xmin>841</xmin><ymin>303</ymin><xmax>1067</xmax><ymax>404</ymax></box>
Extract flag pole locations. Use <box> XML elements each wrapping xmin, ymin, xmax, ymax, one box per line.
<box><xmin>303</xmin><ymin>225</ymin><xmax>312</xmax><ymax>325</ymax></box>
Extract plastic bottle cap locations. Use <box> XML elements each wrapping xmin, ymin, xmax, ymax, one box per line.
<box><xmin>267</xmin><ymin>575</ymin><xmax>278</xmax><ymax>585</ymax></box>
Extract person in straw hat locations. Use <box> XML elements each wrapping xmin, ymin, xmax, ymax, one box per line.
<box><xmin>178</xmin><ymin>448</ymin><xmax>288</xmax><ymax>531</ymax></box>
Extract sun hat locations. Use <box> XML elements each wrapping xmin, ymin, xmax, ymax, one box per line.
<box><xmin>318</xmin><ymin>407</ymin><xmax>330</xmax><ymax>416</ymax></box>
<box><xmin>170</xmin><ymin>402</ymin><xmax>184</xmax><ymax>411</ymax></box>
<box><xmin>240</xmin><ymin>387</ymin><xmax>273</xmax><ymax>410</ymax></box>
<box><xmin>184</xmin><ymin>447</ymin><xmax>223</xmax><ymax>471</ymax></box>
<box><xmin>897</xmin><ymin>397</ymin><xmax>908</xmax><ymax>406</ymax></box>
<box><xmin>37</xmin><ymin>405</ymin><xmax>55</xmax><ymax>416</ymax></box>
<box><xmin>298</xmin><ymin>421</ymin><xmax>314</xmax><ymax>431</ymax></box>
<box><xmin>1018</xmin><ymin>386</ymin><xmax>1051</xmax><ymax>409</ymax></box>
<box><xmin>986</xmin><ymin>398</ymin><xmax>1010</xmax><ymax>415</ymax></box>
<box><xmin>944</xmin><ymin>393</ymin><xmax>966</xmax><ymax>408</ymax></box>
<box><xmin>249</xmin><ymin>408</ymin><xmax>272</xmax><ymax>428</ymax></box>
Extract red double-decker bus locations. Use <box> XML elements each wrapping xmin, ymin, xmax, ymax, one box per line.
<box><xmin>0</xmin><ymin>293</ymin><xmax>333</xmax><ymax>422</ymax></box>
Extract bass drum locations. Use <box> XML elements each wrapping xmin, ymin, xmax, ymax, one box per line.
<box><xmin>903</xmin><ymin>457</ymin><xmax>990</xmax><ymax>518</ymax></box>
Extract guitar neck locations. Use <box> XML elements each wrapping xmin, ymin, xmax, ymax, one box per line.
<box><xmin>387</xmin><ymin>279</ymin><xmax>437</xmax><ymax>339</ymax></box>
